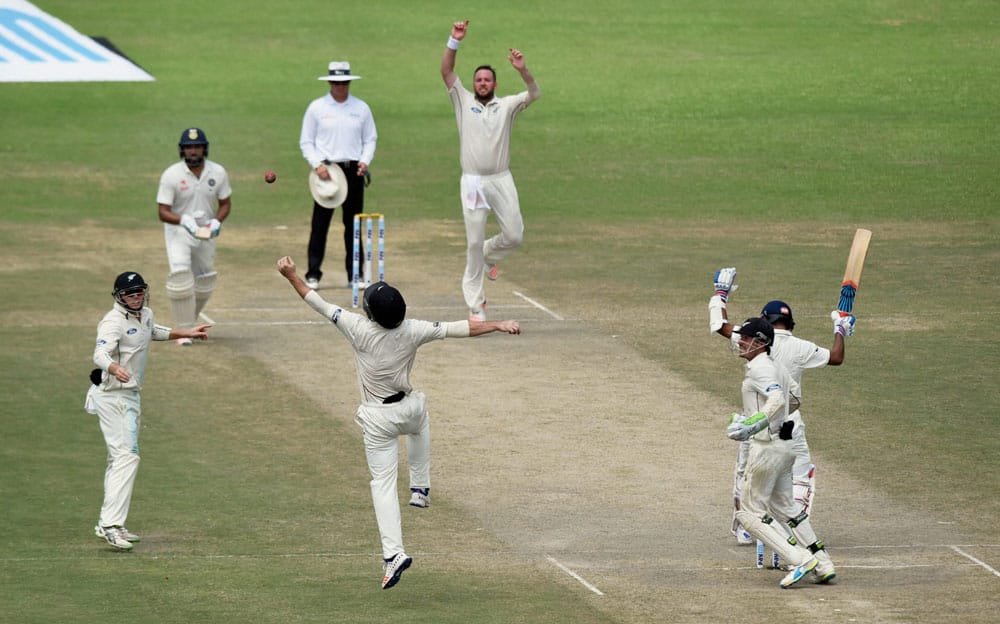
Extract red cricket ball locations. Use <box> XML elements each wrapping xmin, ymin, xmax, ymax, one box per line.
<box><xmin>264</xmin><ymin>170</ymin><xmax>277</xmax><ymax>183</ymax></box>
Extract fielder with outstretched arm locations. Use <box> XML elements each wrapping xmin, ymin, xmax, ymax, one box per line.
<box><xmin>276</xmin><ymin>256</ymin><xmax>520</xmax><ymax>590</ymax></box>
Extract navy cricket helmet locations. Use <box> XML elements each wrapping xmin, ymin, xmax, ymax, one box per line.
<box><xmin>178</xmin><ymin>127</ymin><xmax>209</xmax><ymax>158</ymax></box>
<box><xmin>761</xmin><ymin>300</ymin><xmax>795</xmax><ymax>331</ymax></box>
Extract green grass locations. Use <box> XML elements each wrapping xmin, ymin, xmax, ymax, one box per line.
<box><xmin>2</xmin><ymin>0</ymin><xmax>999</xmax><ymax>622</ymax></box>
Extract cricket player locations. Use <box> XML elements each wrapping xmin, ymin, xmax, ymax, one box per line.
<box><xmin>86</xmin><ymin>271</ymin><xmax>210</xmax><ymax>550</ymax></box>
<box><xmin>711</xmin><ymin>267</ymin><xmax>851</xmax><ymax>583</ymax></box>
<box><xmin>441</xmin><ymin>19</ymin><xmax>541</xmax><ymax>320</ymax></box>
<box><xmin>157</xmin><ymin>127</ymin><xmax>232</xmax><ymax>345</ymax></box>
<box><xmin>724</xmin><ymin>317</ymin><xmax>834</xmax><ymax>588</ymax></box>
<box><xmin>276</xmin><ymin>256</ymin><xmax>521</xmax><ymax>589</ymax></box>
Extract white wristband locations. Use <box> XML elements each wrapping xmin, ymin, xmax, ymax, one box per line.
<box><xmin>447</xmin><ymin>36</ymin><xmax>460</xmax><ymax>50</ymax></box>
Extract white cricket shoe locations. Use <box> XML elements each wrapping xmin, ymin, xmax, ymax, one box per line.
<box><xmin>381</xmin><ymin>552</ymin><xmax>412</xmax><ymax>590</ymax></box>
<box><xmin>98</xmin><ymin>526</ymin><xmax>134</xmax><ymax>551</ymax></box>
<box><xmin>95</xmin><ymin>524</ymin><xmax>139</xmax><ymax>543</ymax></box>
<box><xmin>813</xmin><ymin>550</ymin><xmax>836</xmax><ymax>583</ymax></box>
<box><xmin>409</xmin><ymin>488</ymin><xmax>429</xmax><ymax>508</ymax></box>
<box><xmin>305</xmin><ymin>277</ymin><xmax>320</xmax><ymax>290</ymax></box>
<box><xmin>176</xmin><ymin>337</ymin><xmax>193</xmax><ymax>347</ymax></box>
<box><xmin>780</xmin><ymin>556</ymin><xmax>817</xmax><ymax>588</ymax></box>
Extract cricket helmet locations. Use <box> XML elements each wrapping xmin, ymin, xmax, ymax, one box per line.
<box><xmin>734</xmin><ymin>317</ymin><xmax>774</xmax><ymax>356</ymax></box>
<box><xmin>178</xmin><ymin>127</ymin><xmax>209</xmax><ymax>160</ymax></box>
<box><xmin>363</xmin><ymin>282</ymin><xmax>406</xmax><ymax>329</ymax></box>
<box><xmin>761</xmin><ymin>300</ymin><xmax>795</xmax><ymax>331</ymax></box>
<box><xmin>113</xmin><ymin>271</ymin><xmax>149</xmax><ymax>310</ymax></box>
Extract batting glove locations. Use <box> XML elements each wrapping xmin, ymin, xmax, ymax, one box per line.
<box><xmin>727</xmin><ymin>412</ymin><xmax>768</xmax><ymax>441</ymax></box>
<box><xmin>714</xmin><ymin>267</ymin><xmax>738</xmax><ymax>302</ymax></box>
<box><xmin>180</xmin><ymin>214</ymin><xmax>199</xmax><ymax>236</ymax></box>
<box><xmin>209</xmin><ymin>218</ymin><xmax>222</xmax><ymax>238</ymax></box>
<box><xmin>831</xmin><ymin>311</ymin><xmax>856</xmax><ymax>337</ymax></box>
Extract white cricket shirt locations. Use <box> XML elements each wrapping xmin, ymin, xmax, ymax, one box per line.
<box><xmin>156</xmin><ymin>159</ymin><xmax>232</xmax><ymax>226</ymax></box>
<box><xmin>93</xmin><ymin>303</ymin><xmax>171</xmax><ymax>391</ymax></box>
<box><xmin>448</xmin><ymin>77</ymin><xmax>538</xmax><ymax>176</ymax></box>
<box><xmin>300</xmin><ymin>93</ymin><xmax>378</xmax><ymax>168</ymax></box>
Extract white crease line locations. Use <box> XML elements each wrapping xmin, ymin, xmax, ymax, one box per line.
<box><xmin>199</xmin><ymin>312</ymin><xmax>216</xmax><ymax>325</ymax></box>
<box><xmin>513</xmin><ymin>291</ymin><xmax>564</xmax><ymax>321</ymax></box>
<box><xmin>546</xmin><ymin>555</ymin><xmax>604</xmax><ymax>595</ymax></box>
<box><xmin>950</xmin><ymin>546</ymin><xmax>1000</xmax><ymax>578</ymax></box>
<box><xmin>225</xmin><ymin>321</ymin><xmax>331</xmax><ymax>326</ymax></box>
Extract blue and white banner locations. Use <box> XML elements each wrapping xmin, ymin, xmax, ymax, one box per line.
<box><xmin>0</xmin><ymin>0</ymin><xmax>153</xmax><ymax>82</ymax></box>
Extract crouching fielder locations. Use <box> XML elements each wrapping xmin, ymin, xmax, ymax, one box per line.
<box><xmin>724</xmin><ymin>317</ymin><xmax>835</xmax><ymax>588</ymax></box>
<box><xmin>276</xmin><ymin>256</ymin><xmax>521</xmax><ymax>590</ymax></box>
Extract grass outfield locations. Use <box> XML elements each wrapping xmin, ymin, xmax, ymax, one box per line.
<box><xmin>2</xmin><ymin>1</ymin><xmax>999</xmax><ymax>622</ymax></box>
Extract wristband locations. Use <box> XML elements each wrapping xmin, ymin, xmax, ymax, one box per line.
<box><xmin>447</xmin><ymin>36</ymin><xmax>460</xmax><ymax>50</ymax></box>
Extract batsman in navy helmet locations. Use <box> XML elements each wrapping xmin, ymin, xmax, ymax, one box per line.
<box><xmin>157</xmin><ymin>127</ymin><xmax>233</xmax><ymax>345</ymax></box>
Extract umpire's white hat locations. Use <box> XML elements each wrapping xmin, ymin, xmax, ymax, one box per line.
<box><xmin>318</xmin><ymin>61</ymin><xmax>362</xmax><ymax>81</ymax></box>
<box><xmin>309</xmin><ymin>165</ymin><xmax>349</xmax><ymax>209</ymax></box>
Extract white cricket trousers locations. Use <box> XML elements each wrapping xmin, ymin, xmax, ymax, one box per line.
<box><xmin>735</xmin><ymin>437</ymin><xmax>816</xmax><ymax>566</ymax></box>
<box><xmin>460</xmin><ymin>172</ymin><xmax>524</xmax><ymax>316</ymax></box>
<box><xmin>354</xmin><ymin>392</ymin><xmax>430</xmax><ymax>559</ymax></box>
<box><xmin>164</xmin><ymin>224</ymin><xmax>216</xmax><ymax>274</ymax></box>
<box><xmin>93</xmin><ymin>389</ymin><xmax>141</xmax><ymax>528</ymax></box>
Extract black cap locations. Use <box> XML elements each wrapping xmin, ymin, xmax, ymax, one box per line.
<box><xmin>363</xmin><ymin>282</ymin><xmax>406</xmax><ymax>329</ymax></box>
<box><xmin>735</xmin><ymin>317</ymin><xmax>774</xmax><ymax>347</ymax></box>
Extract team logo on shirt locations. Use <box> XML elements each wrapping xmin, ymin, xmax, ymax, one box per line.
<box><xmin>97</xmin><ymin>339</ymin><xmax>107</xmax><ymax>346</ymax></box>
<box><xmin>765</xmin><ymin>383</ymin><xmax>782</xmax><ymax>393</ymax></box>
<box><xmin>208</xmin><ymin>178</ymin><xmax>216</xmax><ymax>187</ymax></box>
<box><xmin>127</xmin><ymin>328</ymin><xmax>138</xmax><ymax>335</ymax></box>
<box><xmin>470</xmin><ymin>106</ymin><xmax>482</xmax><ymax>113</ymax></box>
<box><xmin>332</xmin><ymin>309</ymin><xmax>342</xmax><ymax>324</ymax></box>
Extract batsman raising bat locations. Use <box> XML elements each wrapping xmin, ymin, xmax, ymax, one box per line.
<box><xmin>709</xmin><ymin>266</ymin><xmax>854</xmax><ymax>584</ymax></box>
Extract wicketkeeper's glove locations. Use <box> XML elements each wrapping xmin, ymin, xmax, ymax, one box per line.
<box><xmin>727</xmin><ymin>412</ymin><xmax>768</xmax><ymax>441</ymax></box>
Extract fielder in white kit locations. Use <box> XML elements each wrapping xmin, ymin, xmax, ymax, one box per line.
<box><xmin>724</xmin><ymin>317</ymin><xmax>835</xmax><ymax>588</ymax></box>
<box><xmin>441</xmin><ymin>19</ymin><xmax>540</xmax><ymax>320</ymax></box>
<box><xmin>157</xmin><ymin>127</ymin><xmax>232</xmax><ymax>345</ymax></box>
<box><xmin>711</xmin><ymin>267</ymin><xmax>853</xmax><ymax>584</ymax></box>
<box><xmin>87</xmin><ymin>271</ymin><xmax>210</xmax><ymax>550</ymax></box>
<box><xmin>276</xmin><ymin>256</ymin><xmax>521</xmax><ymax>589</ymax></box>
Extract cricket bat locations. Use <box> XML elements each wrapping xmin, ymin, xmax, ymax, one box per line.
<box><xmin>838</xmin><ymin>228</ymin><xmax>872</xmax><ymax>315</ymax></box>
<box><xmin>194</xmin><ymin>225</ymin><xmax>212</xmax><ymax>240</ymax></box>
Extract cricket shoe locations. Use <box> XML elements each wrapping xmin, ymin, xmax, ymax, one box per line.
<box><xmin>409</xmin><ymin>488</ymin><xmax>429</xmax><ymax>508</ymax></box>
<box><xmin>486</xmin><ymin>263</ymin><xmax>499</xmax><ymax>281</ymax></box>
<box><xmin>469</xmin><ymin>301</ymin><xmax>487</xmax><ymax>322</ymax></box>
<box><xmin>780</xmin><ymin>556</ymin><xmax>818</xmax><ymax>588</ymax></box>
<box><xmin>98</xmin><ymin>526</ymin><xmax>134</xmax><ymax>551</ymax></box>
<box><xmin>95</xmin><ymin>524</ymin><xmax>139</xmax><ymax>543</ymax></box>
<box><xmin>176</xmin><ymin>337</ymin><xmax>193</xmax><ymax>347</ymax></box>
<box><xmin>305</xmin><ymin>277</ymin><xmax>320</xmax><ymax>290</ymax></box>
<box><xmin>381</xmin><ymin>552</ymin><xmax>412</xmax><ymax>590</ymax></box>
<box><xmin>813</xmin><ymin>551</ymin><xmax>836</xmax><ymax>583</ymax></box>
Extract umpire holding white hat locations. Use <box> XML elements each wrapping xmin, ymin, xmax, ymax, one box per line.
<box><xmin>299</xmin><ymin>60</ymin><xmax>378</xmax><ymax>290</ymax></box>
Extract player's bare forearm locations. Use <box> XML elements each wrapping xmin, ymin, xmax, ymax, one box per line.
<box><xmin>276</xmin><ymin>256</ymin><xmax>312</xmax><ymax>299</ymax></box>
<box><xmin>469</xmin><ymin>319</ymin><xmax>521</xmax><ymax>336</ymax></box>
<box><xmin>216</xmin><ymin>197</ymin><xmax>231</xmax><ymax>222</ymax></box>
<box><xmin>828</xmin><ymin>333</ymin><xmax>845</xmax><ymax>365</ymax></box>
<box><xmin>170</xmin><ymin>324</ymin><xmax>211</xmax><ymax>341</ymax></box>
<box><xmin>442</xmin><ymin>19</ymin><xmax>468</xmax><ymax>86</ymax></box>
